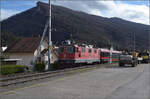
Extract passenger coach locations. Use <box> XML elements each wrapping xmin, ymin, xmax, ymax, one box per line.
<box><xmin>100</xmin><ymin>48</ymin><xmax>121</xmax><ymax>63</ymax></box>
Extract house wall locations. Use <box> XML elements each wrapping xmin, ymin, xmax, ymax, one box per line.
<box><xmin>8</xmin><ymin>53</ymin><xmax>34</xmax><ymax>66</ymax></box>
<box><xmin>7</xmin><ymin>40</ymin><xmax>48</xmax><ymax>67</ymax></box>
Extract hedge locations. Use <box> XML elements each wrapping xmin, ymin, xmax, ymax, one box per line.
<box><xmin>0</xmin><ymin>65</ymin><xmax>25</xmax><ymax>75</ymax></box>
<box><xmin>34</xmin><ymin>62</ymin><xmax>45</xmax><ymax>72</ymax></box>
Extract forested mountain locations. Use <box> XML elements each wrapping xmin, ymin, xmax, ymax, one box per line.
<box><xmin>1</xmin><ymin>1</ymin><xmax>149</xmax><ymax>50</ymax></box>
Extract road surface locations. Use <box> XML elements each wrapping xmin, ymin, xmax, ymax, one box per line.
<box><xmin>0</xmin><ymin>64</ymin><xmax>149</xmax><ymax>99</ymax></box>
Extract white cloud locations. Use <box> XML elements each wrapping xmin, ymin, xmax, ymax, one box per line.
<box><xmin>103</xmin><ymin>1</ymin><xmax>149</xmax><ymax>24</ymax></box>
<box><xmin>1</xmin><ymin>9</ymin><xmax>21</xmax><ymax>20</ymax></box>
<box><xmin>1</xmin><ymin>1</ymin><xmax>149</xmax><ymax>25</ymax></box>
<box><xmin>52</xmin><ymin>1</ymin><xmax>149</xmax><ymax>25</ymax></box>
<box><xmin>90</xmin><ymin>9</ymin><xmax>102</xmax><ymax>16</ymax></box>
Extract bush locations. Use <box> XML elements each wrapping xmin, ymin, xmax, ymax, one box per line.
<box><xmin>50</xmin><ymin>63</ymin><xmax>59</xmax><ymax>70</ymax></box>
<box><xmin>34</xmin><ymin>62</ymin><xmax>45</xmax><ymax>72</ymax></box>
<box><xmin>0</xmin><ymin>65</ymin><xmax>25</xmax><ymax>75</ymax></box>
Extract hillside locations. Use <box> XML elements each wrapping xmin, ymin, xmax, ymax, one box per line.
<box><xmin>1</xmin><ymin>1</ymin><xmax>149</xmax><ymax>50</ymax></box>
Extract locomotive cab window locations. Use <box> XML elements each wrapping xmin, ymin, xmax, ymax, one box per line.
<box><xmin>94</xmin><ymin>49</ymin><xmax>97</xmax><ymax>54</ymax></box>
<box><xmin>75</xmin><ymin>47</ymin><xmax>78</xmax><ymax>52</ymax></box>
<box><xmin>59</xmin><ymin>47</ymin><xmax>64</xmax><ymax>53</ymax></box>
<box><xmin>66</xmin><ymin>46</ymin><xmax>74</xmax><ymax>53</ymax></box>
<box><xmin>88</xmin><ymin>49</ymin><xmax>92</xmax><ymax>53</ymax></box>
<box><xmin>82</xmin><ymin>47</ymin><xmax>86</xmax><ymax>52</ymax></box>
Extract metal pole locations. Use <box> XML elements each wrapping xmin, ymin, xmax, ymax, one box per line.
<box><xmin>133</xmin><ymin>32</ymin><xmax>135</xmax><ymax>51</ymax></box>
<box><xmin>47</xmin><ymin>0</ymin><xmax>51</xmax><ymax>71</ymax></box>
<box><xmin>110</xmin><ymin>45</ymin><xmax>113</xmax><ymax>64</ymax></box>
<box><xmin>32</xmin><ymin>20</ymin><xmax>49</xmax><ymax>71</ymax></box>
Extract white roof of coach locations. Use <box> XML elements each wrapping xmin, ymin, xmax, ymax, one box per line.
<box><xmin>112</xmin><ymin>50</ymin><xmax>122</xmax><ymax>54</ymax></box>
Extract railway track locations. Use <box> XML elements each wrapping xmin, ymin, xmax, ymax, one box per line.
<box><xmin>0</xmin><ymin>65</ymin><xmax>100</xmax><ymax>87</ymax></box>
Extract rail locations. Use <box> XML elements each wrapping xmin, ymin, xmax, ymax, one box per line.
<box><xmin>0</xmin><ymin>65</ymin><xmax>100</xmax><ymax>87</ymax></box>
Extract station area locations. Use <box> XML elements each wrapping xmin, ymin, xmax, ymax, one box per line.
<box><xmin>0</xmin><ymin>64</ymin><xmax>149</xmax><ymax>99</ymax></box>
<box><xmin>1</xmin><ymin>1</ymin><xmax>150</xmax><ymax>99</ymax></box>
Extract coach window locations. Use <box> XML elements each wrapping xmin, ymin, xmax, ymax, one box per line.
<box><xmin>88</xmin><ymin>49</ymin><xmax>92</xmax><ymax>53</ymax></box>
<box><xmin>114</xmin><ymin>53</ymin><xmax>119</xmax><ymax>58</ymax></box>
<box><xmin>112</xmin><ymin>53</ymin><xmax>116</xmax><ymax>58</ymax></box>
<box><xmin>105</xmin><ymin>52</ymin><xmax>109</xmax><ymax>57</ymax></box>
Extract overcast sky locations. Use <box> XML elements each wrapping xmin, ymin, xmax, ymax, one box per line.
<box><xmin>1</xmin><ymin>0</ymin><xmax>149</xmax><ymax>25</ymax></box>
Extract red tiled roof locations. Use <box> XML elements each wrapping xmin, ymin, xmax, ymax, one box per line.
<box><xmin>5</xmin><ymin>37</ymin><xmax>41</xmax><ymax>53</ymax></box>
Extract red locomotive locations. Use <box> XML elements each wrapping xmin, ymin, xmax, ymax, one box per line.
<box><xmin>58</xmin><ymin>44</ymin><xmax>100</xmax><ymax>64</ymax></box>
<box><xmin>58</xmin><ymin>43</ymin><xmax>121</xmax><ymax>64</ymax></box>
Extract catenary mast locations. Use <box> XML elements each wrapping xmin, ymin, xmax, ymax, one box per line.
<box><xmin>47</xmin><ymin>0</ymin><xmax>52</xmax><ymax>70</ymax></box>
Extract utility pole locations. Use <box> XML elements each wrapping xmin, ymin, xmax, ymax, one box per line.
<box><xmin>47</xmin><ymin>0</ymin><xmax>52</xmax><ymax>71</ymax></box>
<box><xmin>109</xmin><ymin>41</ymin><xmax>113</xmax><ymax>64</ymax></box>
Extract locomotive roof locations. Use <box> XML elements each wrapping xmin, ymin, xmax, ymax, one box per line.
<box><xmin>100</xmin><ymin>48</ymin><xmax>110</xmax><ymax>52</ymax></box>
<box><xmin>60</xmin><ymin>45</ymin><xmax>121</xmax><ymax>53</ymax></box>
<box><xmin>61</xmin><ymin>44</ymin><xmax>98</xmax><ymax>49</ymax></box>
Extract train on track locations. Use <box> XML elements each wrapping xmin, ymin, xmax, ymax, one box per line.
<box><xmin>57</xmin><ymin>43</ymin><xmax>122</xmax><ymax>65</ymax></box>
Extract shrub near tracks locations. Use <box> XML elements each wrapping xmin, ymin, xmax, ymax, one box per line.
<box><xmin>0</xmin><ymin>65</ymin><xmax>25</xmax><ymax>75</ymax></box>
<box><xmin>34</xmin><ymin>62</ymin><xmax>45</xmax><ymax>72</ymax></box>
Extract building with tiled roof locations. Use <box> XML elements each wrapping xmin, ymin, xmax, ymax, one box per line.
<box><xmin>5</xmin><ymin>37</ymin><xmax>48</xmax><ymax>66</ymax></box>
<box><xmin>5</xmin><ymin>37</ymin><xmax>41</xmax><ymax>53</ymax></box>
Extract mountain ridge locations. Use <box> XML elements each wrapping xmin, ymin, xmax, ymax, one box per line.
<box><xmin>1</xmin><ymin>1</ymin><xmax>149</xmax><ymax>50</ymax></box>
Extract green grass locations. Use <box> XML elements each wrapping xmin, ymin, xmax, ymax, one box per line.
<box><xmin>0</xmin><ymin>65</ymin><xmax>25</xmax><ymax>75</ymax></box>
